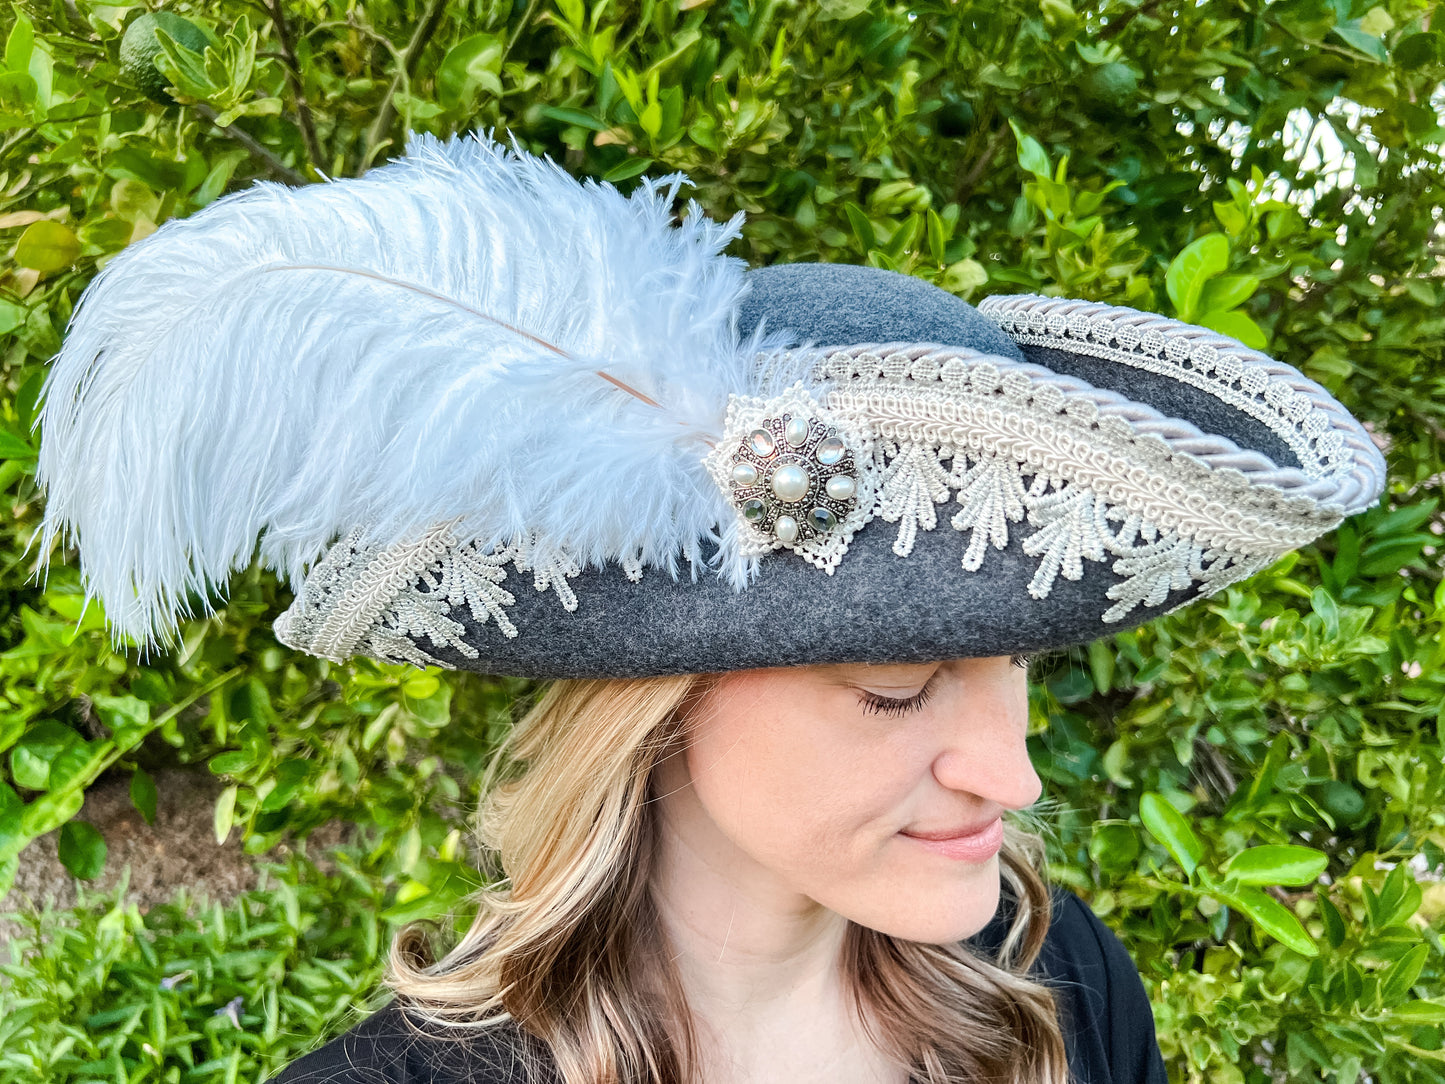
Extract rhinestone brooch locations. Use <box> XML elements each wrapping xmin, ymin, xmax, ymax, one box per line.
<box><xmin>725</xmin><ymin>411</ymin><xmax>860</xmax><ymax>546</ymax></box>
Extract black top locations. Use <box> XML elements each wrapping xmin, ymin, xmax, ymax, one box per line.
<box><xmin>269</xmin><ymin>888</ymin><xmax>1168</xmax><ymax>1083</ymax></box>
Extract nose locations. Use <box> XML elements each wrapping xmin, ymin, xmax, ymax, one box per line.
<box><xmin>929</xmin><ymin>695</ymin><xmax>1043</xmax><ymax>811</ymax></box>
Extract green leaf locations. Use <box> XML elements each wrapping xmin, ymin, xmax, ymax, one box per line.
<box><xmin>1391</xmin><ymin>1000</ymin><xmax>1445</xmax><ymax>1024</ymax></box>
<box><xmin>259</xmin><ymin>758</ymin><xmax>309</xmax><ymax>811</ymax></box>
<box><xmin>1087</xmin><ymin>639</ymin><xmax>1115</xmax><ymax>695</ymax></box>
<box><xmin>210</xmin><ymin>750</ymin><xmax>252</xmax><ymax>776</ymax></box>
<box><xmin>926</xmin><ymin>209</ymin><xmax>947</xmax><ymax>265</ymax></box>
<box><xmin>1381</xmin><ymin>945</ymin><xmax>1430</xmax><ymax>1004</ymax></box>
<box><xmin>539</xmin><ymin>105</ymin><xmax>609</xmax><ymax>132</ymax></box>
<box><xmin>1224</xmin><ymin>845</ymin><xmax>1328</xmax><ymax>886</ymax></box>
<box><xmin>1396</xmin><ymin>31</ymin><xmax>1442</xmax><ymax>69</ymax></box>
<box><xmin>1009</xmin><ymin>119</ymin><xmax>1050</xmax><ymax>179</ymax></box>
<box><xmin>46</xmin><ymin>738</ymin><xmax>103</xmax><ymax>794</ymax></box>
<box><xmin>1198</xmin><ymin>308</ymin><xmax>1267</xmax><ymax>349</ymax></box>
<box><xmin>1318</xmin><ymin>892</ymin><xmax>1347</xmax><ymax>948</ymax></box>
<box><xmin>941</xmin><ymin>258</ymin><xmax>987</xmax><ymax>296</ymax></box>
<box><xmin>14</xmin><ymin>220</ymin><xmax>80</xmax><ymax>272</ymax></box>
<box><xmin>130</xmin><ymin>767</ymin><xmax>157</xmax><ymax>826</ymax></box>
<box><xmin>1197</xmin><ymin>274</ymin><xmax>1259</xmax><ymax>314</ymax></box>
<box><xmin>1165</xmin><ymin>233</ymin><xmax>1228</xmax><ymax>322</ymax></box>
<box><xmin>436</xmin><ymin>33</ymin><xmax>502</xmax><ymax>110</ymax></box>
<box><xmin>1089</xmin><ymin>823</ymin><xmax>1141</xmax><ymax>871</ymax></box>
<box><xmin>0</xmin><ymin>426</ymin><xmax>35</xmax><ymax>459</ymax></box>
<box><xmin>0</xmin><ymin>781</ymin><xmax>23</xmax><ymax>858</ymax></box>
<box><xmin>91</xmin><ymin>694</ymin><xmax>152</xmax><ymax>752</ymax></box>
<box><xmin>1331</xmin><ymin>24</ymin><xmax>1389</xmax><ymax>62</ymax></box>
<box><xmin>1213</xmin><ymin>198</ymin><xmax>1248</xmax><ymax>237</ymax></box>
<box><xmin>20</xmin><ymin>786</ymin><xmax>84</xmax><ymax>837</ymax></box>
<box><xmin>1310</xmin><ymin>585</ymin><xmax>1341</xmax><ymax>639</ymax></box>
<box><xmin>600</xmin><ymin>158</ymin><xmax>653</xmax><ymax>183</ymax></box>
<box><xmin>14</xmin><ymin>368</ymin><xmax>43</xmax><ymax>432</ymax></box>
<box><xmin>0</xmin><ymin>297</ymin><xmax>26</xmax><ymax>335</ymax></box>
<box><xmin>1139</xmin><ymin>791</ymin><xmax>1203</xmax><ymax>877</ymax></box>
<box><xmin>843</xmin><ymin>202</ymin><xmax>876</xmax><ymax>252</ymax></box>
<box><xmin>4</xmin><ymin>14</ymin><xmax>33</xmax><ymax>74</ymax></box>
<box><xmin>193</xmin><ymin>156</ymin><xmax>240</xmax><ymax>207</ymax></box>
<box><xmin>57</xmin><ymin>819</ymin><xmax>107</xmax><ymax>880</ymax></box>
<box><xmin>1226</xmin><ymin>887</ymin><xmax>1318</xmax><ymax>956</ymax></box>
<box><xmin>9</xmin><ymin>719</ymin><xmax>78</xmax><ymax>791</ymax></box>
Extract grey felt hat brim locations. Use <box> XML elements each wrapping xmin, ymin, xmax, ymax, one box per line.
<box><xmin>276</xmin><ymin>261</ymin><xmax>1383</xmax><ymax>678</ymax></box>
<box><xmin>740</xmin><ymin>263</ymin><xmax>1290</xmax><ymax>468</ymax></box>
<box><xmin>409</xmin><ymin>516</ymin><xmax>1187</xmax><ymax>678</ymax></box>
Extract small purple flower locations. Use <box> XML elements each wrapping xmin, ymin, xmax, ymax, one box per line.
<box><xmin>215</xmin><ymin>995</ymin><xmax>244</xmax><ymax>1028</ymax></box>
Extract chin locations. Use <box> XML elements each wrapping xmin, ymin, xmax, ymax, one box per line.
<box><xmin>843</xmin><ymin>858</ymin><xmax>1005</xmax><ymax>945</ymax></box>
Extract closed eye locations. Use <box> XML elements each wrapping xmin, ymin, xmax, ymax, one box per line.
<box><xmin>859</xmin><ymin>676</ymin><xmax>937</xmax><ymax>717</ymax></box>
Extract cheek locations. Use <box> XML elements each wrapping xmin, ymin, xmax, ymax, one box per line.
<box><xmin>682</xmin><ymin>692</ymin><xmax>1010</xmax><ymax>945</ymax></box>
<box><xmin>683</xmin><ymin>703</ymin><xmax>913</xmax><ymax>874</ymax></box>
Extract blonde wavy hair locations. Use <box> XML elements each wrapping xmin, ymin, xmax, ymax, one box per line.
<box><xmin>387</xmin><ymin>674</ymin><xmax>1069</xmax><ymax>1084</ymax></box>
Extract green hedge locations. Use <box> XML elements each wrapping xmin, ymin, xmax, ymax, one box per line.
<box><xmin>1</xmin><ymin>1</ymin><xmax>1443</xmax><ymax>1081</ymax></box>
<box><xmin>1</xmin><ymin>846</ymin><xmax>408</xmax><ymax>1083</ymax></box>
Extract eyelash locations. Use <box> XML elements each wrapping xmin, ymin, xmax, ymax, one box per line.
<box><xmin>860</xmin><ymin>679</ymin><xmax>936</xmax><ymax>716</ymax></box>
<box><xmin>859</xmin><ymin>656</ymin><xmax>1031</xmax><ymax>716</ymax></box>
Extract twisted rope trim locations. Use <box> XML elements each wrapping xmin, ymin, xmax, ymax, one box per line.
<box><xmin>812</xmin><ymin>343</ymin><xmax>1343</xmax><ymax>556</ymax></box>
<box><xmin>977</xmin><ymin>294</ymin><xmax>1386</xmax><ymax>513</ymax></box>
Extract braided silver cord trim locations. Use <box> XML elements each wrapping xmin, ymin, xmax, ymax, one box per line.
<box><xmin>977</xmin><ymin>294</ymin><xmax>1386</xmax><ymax>512</ymax></box>
<box><xmin>802</xmin><ymin>342</ymin><xmax>1349</xmax><ymax>621</ymax></box>
<box><xmin>819</xmin><ymin>347</ymin><xmax>1338</xmax><ymax>554</ymax></box>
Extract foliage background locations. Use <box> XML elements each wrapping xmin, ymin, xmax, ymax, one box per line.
<box><xmin>1</xmin><ymin>0</ymin><xmax>1444</xmax><ymax>1081</ymax></box>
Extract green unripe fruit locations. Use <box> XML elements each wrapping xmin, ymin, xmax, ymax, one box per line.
<box><xmin>1085</xmin><ymin>62</ymin><xmax>1140</xmax><ymax>108</ymax></box>
<box><xmin>119</xmin><ymin>12</ymin><xmax>209</xmax><ymax>104</ymax></box>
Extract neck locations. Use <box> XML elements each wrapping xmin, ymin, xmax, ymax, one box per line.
<box><xmin>651</xmin><ymin>807</ymin><xmax>851</xmax><ymax>1012</ymax></box>
<box><xmin>649</xmin><ymin>755</ymin><xmax>904</xmax><ymax>1083</ymax></box>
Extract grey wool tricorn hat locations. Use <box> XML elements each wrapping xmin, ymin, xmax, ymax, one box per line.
<box><xmin>36</xmin><ymin>134</ymin><xmax>1386</xmax><ymax>678</ymax></box>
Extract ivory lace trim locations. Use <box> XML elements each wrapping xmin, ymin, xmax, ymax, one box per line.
<box><xmin>274</xmin><ymin>309</ymin><xmax>1382</xmax><ymax>665</ymax></box>
<box><xmin>275</xmin><ymin>529</ymin><xmax>586</xmax><ymax>667</ymax></box>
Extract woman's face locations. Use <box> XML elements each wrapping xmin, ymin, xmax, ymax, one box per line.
<box><xmin>658</xmin><ymin>658</ymin><xmax>1041</xmax><ymax>945</ymax></box>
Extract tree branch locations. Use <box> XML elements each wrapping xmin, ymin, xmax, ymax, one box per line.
<box><xmin>264</xmin><ymin>0</ymin><xmax>324</xmax><ymax>172</ymax></box>
<box><xmin>952</xmin><ymin>121</ymin><xmax>1013</xmax><ymax>208</ymax></box>
<box><xmin>360</xmin><ymin>0</ymin><xmax>447</xmax><ymax>174</ymax></box>
<box><xmin>500</xmin><ymin>0</ymin><xmax>542</xmax><ymax>64</ymax></box>
<box><xmin>1099</xmin><ymin>0</ymin><xmax>1169</xmax><ymax>41</ymax></box>
<box><xmin>194</xmin><ymin>103</ymin><xmax>307</xmax><ymax>185</ymax></box>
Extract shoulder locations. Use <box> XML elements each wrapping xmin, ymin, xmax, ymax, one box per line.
<box><xmin>972</xmin><ymin>886</ymin><xmax>1169</xmax><ymax>1084</ymax></box>
<box><xmin>1037</xmin><ymin>888</ymin><xmax>1170</xmax><ymax>1084</ymax></box>
<box><xmin>265</xmin><ymin>1001</ymin><xmax>541</xmax><ymax>1084</ymax></box>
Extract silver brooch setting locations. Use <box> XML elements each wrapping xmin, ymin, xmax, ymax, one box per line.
<box><xmin>706</xmin><ymin>383</ymin><xmax>876</xmax><ymax>571</ymax></box>
<box><xmin>730</xmin><ymin>412</ymin><xmax>859</xmax><ymax>545</ymax></box>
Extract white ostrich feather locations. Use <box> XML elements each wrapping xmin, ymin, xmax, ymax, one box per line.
<box><xmin>37</xmin><ymin>131</ymin><xmax>778</xmax><ymax>645</ymax></box>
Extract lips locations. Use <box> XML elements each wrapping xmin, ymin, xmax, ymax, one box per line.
<box><xmin>902</xmin><ymin>819</ymin><xmax>1001</xmax><ymax>842</ymax></box>
<box><xmin>899</xmin><ymin>816</ymin><xmax>1005</xmax><ymax>862</ymax></box>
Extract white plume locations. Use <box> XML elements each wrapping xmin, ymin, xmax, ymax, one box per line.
<box><xmin>37</xmin><ymin>131</ymin><xmax>773</xmax><ymax>645</ymax></box>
